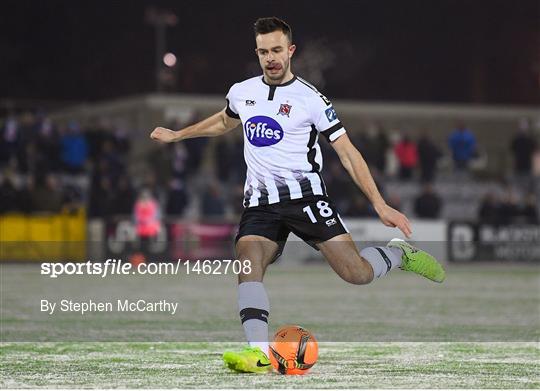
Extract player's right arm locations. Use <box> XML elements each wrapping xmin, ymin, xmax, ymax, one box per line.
<box><xmin>150</xmin><ymin>109</ymin><xmax>241</xmax><ymax>143</ymax></box>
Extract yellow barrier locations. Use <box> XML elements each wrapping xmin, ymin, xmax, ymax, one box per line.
<box><xmin>0</xmin><ymin>209</ymin><xmax>86</xmax><ymax>261</ymax></box>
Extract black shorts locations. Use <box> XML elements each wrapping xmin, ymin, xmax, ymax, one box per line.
<box><xmin>235</xmin><ymin>195</ymin><xmax>349</xmax><ymax>260</ymax></box>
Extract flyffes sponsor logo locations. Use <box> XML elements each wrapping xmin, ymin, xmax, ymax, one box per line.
<box><xmin>244</xmin><ymin>116</ymin><xmax>283</xmax><ymax>147</ymax></box>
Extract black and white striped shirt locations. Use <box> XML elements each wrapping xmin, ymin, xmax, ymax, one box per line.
<box><xmin>225</xmin><ymin>75</ymin><xmax>346</xmax><ymax>208</ymax></box>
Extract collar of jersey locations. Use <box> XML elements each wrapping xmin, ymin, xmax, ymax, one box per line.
<box><xmin>261</xmin><ymin>75</ymin><xmax>297</xmax><ymax>87</ymax></box>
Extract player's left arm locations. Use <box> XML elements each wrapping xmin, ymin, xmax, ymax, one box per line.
<box><xmin>331</xmin><ymin>134</ymin><xmax>412</xmax><ymax>237</ymax></box>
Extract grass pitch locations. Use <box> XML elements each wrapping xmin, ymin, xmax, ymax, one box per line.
<box><xmin>1</xmin><ymin>262</ymin><xmax>539</xmax><ymax>388</ymax></box>
<box><xmin>1</xmin><ymin>342</ymin><xmax>538</xmax><ymax>388</ymax></box>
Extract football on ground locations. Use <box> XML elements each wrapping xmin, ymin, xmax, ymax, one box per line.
<box><xmin>270</xmin><ymin>325</ymin><xmax>318</xmax><ymax>375</ymax></box>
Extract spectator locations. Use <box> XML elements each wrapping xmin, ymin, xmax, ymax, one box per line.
<box><xmin>386</xmin><ymin>191</ymin><xmax>402</xmax><ymax>212</ymax></box>
<box><xmin>35</xmin><ymin>117</ymin><xmax>60</xmax><ymax>173</ymax></box>
<box><xmin>0</xmin><ymin>117</ymin><xmax>20</xmax><ymax>168</ymax></box>
<box><xmin>518</xmin><ymin>192</ymin><xmax>539</xmax><ymax>224</ymax></box>
<box><xmin>171</xmin><ymin>143</ymin><xmax>188</xmax><ymax>180</ymax></box>
<box><xmin>30</xmin><ymin>174</ymin><xmax>63</xmax><ymax>213</ymax></box>
<box><xmin>510</xmin><ymin>122</ymin><xmax>537</xmax><ymax>175</ymax></box>
<box><xmin>173</xmin><ymin>114</ymin><xmax>208</xmax><ymax>177</ymax></box>
<box><xmin>498</xmin><ymin>189</ymin><xmax>520</xmax><ymax>225</ymax></box>
<box><xmin>134</xmin><ymin>189</ymin><xmax>162</xmax><ymax>261</ymax></box>
<box><xmin>478</xmin><ymin>192</ymin><xmax>500</xmax><ymax>225</ymax></box>
<box><xmin>23</xmin><ymin>141</ymin><xmax>38</xmax><ymax>175</ymax></box>
<box><xmin>229</xmin><ymin>136</ymin><xmax>247</xmax><ymax>185</ymax></box>
<box><xmin>394</xmin><ymin>134</ymin><xmax>418</xmax><ymax>180</ymax></box>
<box><xmin>448</xmin><ymin>123</ymin><xmax>477</xmax><ymax>171</ymax></box>
<box><xmin>113</xmin><ymin>125</ymin><xmax>131</xmax><ymax>156</ymax></box>
<box><xmin>417</xmin><ymin>132</ymin><xmax>442</xmax><ymax>182</ymax></box>
<box><xmin>18</xmin><ymin>175</ymin><xmax>35</xmax><ymax>213</ymax></box>
<box><xmin>215</xmin><ymin>138</ymin><xmax>232</xmax><ymax>182</ymax></box>
<box><xmin>85</xmin><ymin>119</ymin><xmax>111</xmax><ymax>161</ymax></box>
<box><xmin>533</xmin><ymin>146</ymin><xmax>540</xmax><ymax>177</ymax></box>
<box><xmin>100</xmin><ymin>140</ymin><xmax>124</xmax><ymax>181</ymax></box>
<box><xmin>414</xmin><ymin>184</ymin><xmax>442</xmax><ymax>219</ymax></box>
<box><xmin>110</xmin><ymin>175</ymin><xmax>135</xmax><ymax>215</ymax></box>
<box><xmin>88</xmin><ymin>177</ymin><xmax>114</xmax><ymax>217</ymax></box>
<box><xmin>0</xmin><ymin>171</ymin><xmax>20</xmax><ymax>213</ymax></box>
<box><xmin>324</xmin><ymin>161</ymin><xmax>355</xmax><ymax>212</ymax></box>
<box><xmin>201</xmin><ymin>182</ymin><xmax>226</xmax><ymax>217</ymax></box>
<box><xmin>62</xmin><ymin>184</ymin><xmax>84</xmax><ymax>214</ymax></box>
<box><xmin>165</xmin><ymin>178</ymin><xmax>189</xmax><ymax>216</ymax></box>
<box><xmin>184</xmin><ymin>137</ymin><xmax>207</xmax><ymax>175</ymax></box>
<box><xmin>230</xmin><ymin>183</ymin><xmax>246</xmax><ymax>216</ymax></box>
<box><xmin>350</xmin><ymin>131</ymin><xmax>371</xmax><ymax>165</ymax></box>
<box><xmin>14</xmin><ymin>113</ymin><xmax>37</xmax><ymax>173</ymax></box>
<box><xmin>370</xmin><ymin>126</ymin><xmax>390</xmax><ymax>174</ymax></box>
<box><xmin>346</xmin><ymin>195</ymin><xmax>374</xmax><ymax>217</ymax></box>
<box><xmin>60</xmin><ymin>121</ymin><xmax>88</xmax><ymax>173</ymax></box>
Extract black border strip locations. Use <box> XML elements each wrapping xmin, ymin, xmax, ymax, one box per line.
<box><xmin>225</xmin><ymin>99</ymin><xmax>240</xmax><ymax>119</ymax></box>
<box><xmin>320</xmin><ymin>122</ymin><xmax>344</xmax><ymax>142</ymax></box>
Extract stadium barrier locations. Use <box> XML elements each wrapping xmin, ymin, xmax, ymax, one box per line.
<box><xmin>4</xmin><ymin>216</ymin><xmax>537</xmax><ymax>263</ymax></box>
<box><xmin>0</xmin><ymin>209</ymin><xmax>86</xmax><ymax>261</ymax></box>
<box><xmin>448</xmin><ymin>221</ymin><xmax>540</xmax><ymax>262</ymax></box>
<box><xmin>87</xmin><ymin>218</ymin><xmax>236</xmax><ymax>262</ymax></box>
<box><xmin>87</xmin><ymin>217</ymin><xmax>448</xmax><ymax>264</ymax></box>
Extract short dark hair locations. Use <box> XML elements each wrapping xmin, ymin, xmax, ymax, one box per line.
<box><xmin>253</xmin><ymin>17</ymin><xmax>292</xmax><ymax>43</ymax></box>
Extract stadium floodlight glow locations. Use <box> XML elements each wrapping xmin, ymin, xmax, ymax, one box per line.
<box><xmin>163</xmin><ymin>52</ymin><xmax>177</xmax><ymax>67</ymax></box>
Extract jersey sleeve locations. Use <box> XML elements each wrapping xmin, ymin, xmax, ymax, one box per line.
<box><xmin>309</xmin><ymin>93</ymin><xmax>346</xmax><ymax>142</ymax></box>
<box><xmin>225</xmin><ymin>84</ymin><xmax>240</xmax><ymax>119</ymax></box>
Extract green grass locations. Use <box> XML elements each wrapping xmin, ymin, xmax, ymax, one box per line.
<box><xmin>1</xmin><ymin>263</ymin><xmax>539</xmax><ymax>388</ymax></box>
<box><xmin>1</xmin><ymin>342</ymin><xmax>538</xmax><ymax>388</ymax></box>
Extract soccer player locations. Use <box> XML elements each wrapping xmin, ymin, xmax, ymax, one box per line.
<box><xmin>150</xmin><ymin>17</ymin><xmax>445</xmax><ymax>373</ymax></box>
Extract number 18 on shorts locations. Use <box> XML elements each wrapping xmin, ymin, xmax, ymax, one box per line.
<box><xmin>236</xmin><ymin>195</ymin><xmax>349</xmax><ymax>251</ymax></box>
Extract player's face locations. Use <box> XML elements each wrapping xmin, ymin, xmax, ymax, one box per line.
<box><xmin>255</xmin><ymin>31</ymin><xmax>296</xmax><ymax>84</ymax></box>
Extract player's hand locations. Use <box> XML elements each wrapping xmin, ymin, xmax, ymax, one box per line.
<box><xmin>150</xmin><ymin>127</ymin><xmax>178</xmax><ymax>143</ymax></box>
<box><xmin>374</xmin><ymin>203</ymin><xmax>412</xmax><ymax>238</ymax></box>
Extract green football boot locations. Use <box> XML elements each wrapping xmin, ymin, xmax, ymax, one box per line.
<box><xmin>223</xmin><ymin>346</ymin><xmax>272</xmax><ymax>373</ymax></box>
<box><xmin>387</xmin><ymin>238</ymin><xmax>446</xmax><ymax>283</ymax></box>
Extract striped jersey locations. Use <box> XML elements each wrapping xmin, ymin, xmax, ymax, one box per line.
<box><xmin>225</xmin><ymin>75</ymin><xmax>346</xmax><ymax>208</ymax></box>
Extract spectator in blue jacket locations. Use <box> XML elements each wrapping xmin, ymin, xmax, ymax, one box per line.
<box><xmin>61</xmin><ymin>121</ymin><xmax>88</xmax><ymax>173</ymax></box>
<box><xmin>448</xmin><ymin>123</ymin><xmax>477</xmax><ymax>171</ymax></box>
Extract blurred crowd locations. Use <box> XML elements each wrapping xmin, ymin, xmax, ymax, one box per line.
<box><xmin>0</xmin><ymin>112</ymin><xmax>131</xmax><ymax>215</ymax></box>
<box><xmin>315</xmin><ymin>121</ymin><xmax>539</xmax><ymax>221</ymax></box>
<box><xmin>1</xmin><ymin>112</ymin><xmax>539</xmax><ymax>225</ymax></box>
<box><xmin>478</xmin><ymin>189</ymin><xmax>538</xmax><ymax>225</ymax></box>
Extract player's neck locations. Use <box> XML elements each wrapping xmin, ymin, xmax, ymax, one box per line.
<box><xmin>263</xmin><ymin>71</ymin><xmax>295</xmax><ymax>86</ymax></box>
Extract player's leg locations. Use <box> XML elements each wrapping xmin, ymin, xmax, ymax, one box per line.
<box><xmin>224</xmin><ymin>205</ymin><xmax>289</xmax><ymax>373</ymax></box>
<box><xmin>319</xmin><ymin>234</ymin><xmax>446</xmax><ymax>284</ymax></box>
<box><xmin>223</xmin><ymin>236</ymin><xmax>279</xmax><ymax>373</ymax></box>
<box><xmin>235</xmin><ymin>234</ymin><xmax>278</xmax><ymax>355</ymax></box>
<box><xmin>283</xmin><ymin>196</ymin><xmax>401</xmax><ymax>283</ymax></box>
<box><xmin>286</xmin><ymin>195</ymin><xmax>445</xmax><ymax>283</ymax></box>
<box><xmin>317</xmin><ymin>233</ymin><xmax>408</xmax><ymax>284</ymax></box>
<box><xmin>236</xmin><ymin>234</ymin><xmax>279</xmax><ymax>283</ymax></box>
<box><xmin>316</xmin><ymin>233</ymin><xmax>375</xmax><ymax>285</ymax></box>
<box><xmin>319</xmin><ymin>234</ymin><xmax>445</xmax><ymax>283</ymax></box>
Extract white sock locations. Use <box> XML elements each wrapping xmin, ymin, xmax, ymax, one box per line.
<box><xmin>238</xmin><ymin>281</ymin><xmax>269</xmax><ymax>355</ymax></box>
<box><xmin>360</xmin><ymin>246</ymin><xmax>403</xmax><ymax>278</ymax></box>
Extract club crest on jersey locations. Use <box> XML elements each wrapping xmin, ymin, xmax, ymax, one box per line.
<box><xmin>277</xmin><ymin>103</ymin><xmax>292</xmax><ymax>117</ymax></box>
<box><xmin>244</xmin><ymin>116</ymin><xmax>284</xmax><ymax>147</ymax></box>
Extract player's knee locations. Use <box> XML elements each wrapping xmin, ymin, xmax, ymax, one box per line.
<box><xmin>237</xmin><ymin>253</ymin><xmax>264</xmax><ymax>282</ymax></box>
<box><xmin>339</xmin><ymin>263</ymin><xmax>373</xmax><ymax>285</ymax></box>
<box><xmin>342</xmin><ymin>272</ymin><xmax>372</xmax><ymax>285</ymax></box>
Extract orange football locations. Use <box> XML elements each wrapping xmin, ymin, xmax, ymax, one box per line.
<box><xmin>269</xmin><ymin>325</ymin><xmax>318</xmax><ymax>375</ymax></box>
